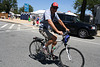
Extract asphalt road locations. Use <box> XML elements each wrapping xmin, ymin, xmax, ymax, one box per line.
<box><xmin>0</xmin><ymin>21</ymin><xmax>100</xmax><ymax>67</ymax></box>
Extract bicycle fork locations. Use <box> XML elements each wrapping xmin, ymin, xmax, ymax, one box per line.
<box><xmin>66</xmin><ymin>46</ymin><xmax>72</xmax><ymax>61</ymax></box>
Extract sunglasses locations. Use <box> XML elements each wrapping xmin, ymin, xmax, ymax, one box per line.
<box><xmin>53</xmin><ymin>7</ymin><xmax>58</xmax><ymax>9</ymax></box>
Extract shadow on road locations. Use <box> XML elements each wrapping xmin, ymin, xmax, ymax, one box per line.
<box><xmin>70</xmin><ymin>34</ymin><xmax>95</xmax><ymax>39</ymax></box>
<box><xmin>29</xmin><ymin>54</ymin><xmax>68</xmax><ymax>67</ymax></box>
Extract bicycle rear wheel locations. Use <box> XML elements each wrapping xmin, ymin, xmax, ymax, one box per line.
<box><xmin>59</xmin><ymin>47</ymin><xmax>85</xmax><ymax>67</ymax></box>
<box><xmin>29</xmin><ymin>40</ymin><xmax>44</xmax><ymax>57</ymax></box>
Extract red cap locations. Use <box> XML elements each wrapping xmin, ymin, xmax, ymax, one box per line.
<box><xmin>51</xmin><ymin>2</ymin><xmax>58</xmax><ymax>7</ymax></box>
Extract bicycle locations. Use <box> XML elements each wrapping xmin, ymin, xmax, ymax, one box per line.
<box><xmin>29</xmin><ymin>31</ymin><xmax>85</xmax><ymax>67</ymax></box>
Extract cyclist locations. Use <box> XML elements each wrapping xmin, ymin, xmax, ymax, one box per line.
<box><xmin>39</xmin><ymin>2</ymin><xmax>69</xmax><ymax>59</ymax></box>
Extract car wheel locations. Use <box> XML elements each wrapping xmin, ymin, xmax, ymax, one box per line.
<box><xmin>78</xmin><ymin>29</ymin><xmax>89</xmax><ymax>38</ymax></box>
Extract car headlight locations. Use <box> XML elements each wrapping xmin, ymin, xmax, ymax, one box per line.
<box><xmin>91</xmin><ymin>26</ymin><xmax>95</xmax><ymax>30</ymax></box>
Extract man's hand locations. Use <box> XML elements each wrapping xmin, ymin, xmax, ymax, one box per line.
<box><xmin>57</xmin><ymin>31</ymin><xmax>63</xmax><ymax>35</ymax></box>
<box><xmin>66</xmin><ymin>28</ymin><xmax>69</xmax><ymax>31</ymax></box>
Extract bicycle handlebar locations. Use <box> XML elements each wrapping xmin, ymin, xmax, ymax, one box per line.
<box><xmin>61</xmin><ymin>31</ymin><xmax>70</xmax><ymax>44</ymax></box>
<box><xmin>63</xmin><ymin>30</ymin><xmax>70</xmax><ymax>36</ymax></box>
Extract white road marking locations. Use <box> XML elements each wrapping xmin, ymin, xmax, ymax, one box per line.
<box><xmin>0</xmin><ymin>24</ymin><xmax>8</xmax><ymax>28</ymax></box>
<box><xmin>33</xmin><ymin>27</ymin><xmax>35</xmax><ymax>29</ymax></box>
<box><xmin>17</xmin><ymin>24</ymin><xmax>21</xmax><ymax>30</ymax></box>
<box><xmin>9</xmin><ymin>24</ymin><xmax>15</xmax><ymax>29</ymax></box>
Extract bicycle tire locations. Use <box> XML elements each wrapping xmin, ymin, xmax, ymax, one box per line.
<box><xmin>29</xmin><ymin>40</ymin><xmax>44</xmax><ymax>57</ymax></box>
<box><xmin>59</xmin><ymin>47</ymin><xmax>85</xmax><ymax>67</ymax></box>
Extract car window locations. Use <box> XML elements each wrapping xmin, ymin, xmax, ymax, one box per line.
<box><xmin>64</xmin><ymin>15</ymin><xmax>74</xmax><ymax>21</ymax></box>
<box><xmin>58</xmin><ymin>14</ymin><xmax>65</xmax><ymax>20</ymax></box>
<box><xmin>58</xmin><ymin>14</ymin><xmax>74</xmax><ymax>21</ymax></box>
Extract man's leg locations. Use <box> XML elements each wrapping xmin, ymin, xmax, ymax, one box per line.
<box><xmin>43</xmin><ymin>39</ymin><xmax>53</xmax><ymax>55</ymax></box>
<box><xmin>45</xmin><ymin>40</ymin><xmax>53</xmax><ymax>47</ymax></box>
<box><xmin>50</xmin><ymin>35</ymin><xmax>57</xmax><ymax>53</ymax></box>
<box><xmin>51</xmin><ymin>41</ymin><xmax>57</xmax><ymax>53</ymax></box>
<box><xmin>43</xmin><ymin>35</ymin><xmax>57</xmax><ymax>54</ymax></box>
<box><xmin>42</xmin><ymin>30</ymin><xmax>56</xmax><ymax>48</ymax></box>
<box><xmin>44</xmin><ymin>35</ymin><xmax>57</xmax><ymax>48</ymax></box>
<box><xmin>50</xmin><ymin>35</ymin><xmax>58</xmax><ymax>60</ymax></box>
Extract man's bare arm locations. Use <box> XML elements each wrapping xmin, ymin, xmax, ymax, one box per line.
<box><xmin>48</xmin><ymin>19</ymin><xmax>63</xmax><ymax>35</ymax></box>
<box><xmin>58</xmin><ymin>19</ymin><xmax>69</xmax><ymax>31</ymax></box>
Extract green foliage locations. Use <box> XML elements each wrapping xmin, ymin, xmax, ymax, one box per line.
<box><xmin>29</xmin><ymin>5</ymin><xmax>34</xmax><ymax>12</ymax></box>
<box><xmin>0</xmin><ymin>0</ymin><xmax>18</xmax><ymax>13</ymax></box>
<box><xmin>87</xmin><ymin>0</ymin><xmax>100</xmax><ymax>12</ymax></box>
<box><xmin>19</xmin><ymin>6</ymin><xmax>24</xmax><ymax>13</ymax></box>
<box><xmin>0</xmin><ymin>3</ymin><xmax>3</xmax><ymax>12</ymax></box>
<box><xmin>74</xmin><ymin>0</ymin><xmax>100</xmax><ymax>15</ymax></box>
<box><xmin>74</xmin><ymin>0</ymin><xmax>83</xmax><ymax>13</ymax></box>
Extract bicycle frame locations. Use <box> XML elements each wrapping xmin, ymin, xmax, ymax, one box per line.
<box><xmin>41</xmin><ymin>32</ymin><xmax>70</xmax><ymax>53</ymax></box>
<box><xmin>53</xmin><ymin>40</ymin><xmax>64</xmax><ymax>53</ymax></box>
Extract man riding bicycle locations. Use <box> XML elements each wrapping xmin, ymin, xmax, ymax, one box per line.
<box><xmin>39</xmin><ymin>2</ymin><xmax>69</xmax><ymax>59</ymax></box>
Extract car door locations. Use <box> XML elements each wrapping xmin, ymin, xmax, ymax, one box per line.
<box><xmin>63</xmin><ymin>15</ymin><xmax>78</xmax><ymax>34</ymax></box>
<box><xmin>53</xmin><ymin>19</ymin><xmax>64</xmax><ymax>31</ymax></box>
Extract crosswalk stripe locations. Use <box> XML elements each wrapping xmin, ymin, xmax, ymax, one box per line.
<box><xmin>9</xmin><ymin>24</ymin><xmax>15</xmax><ymax>29</ymax></box>
<box><xmin>0</xmin><ymin>24</ymin><xmax>8</xmax><ymax>28</ymax></box>
<box><xmin>33</xmin><ymin>27</ymin><xmax>39</xmax><ymax>29</ymax></box>
<box><xmin>17</xmin><ymin>24</ymin><xmax>21</xmax><ymax>30</ymax></box>
<box><xmin>33</xmin><ymin>27</ymin><xmax>35</xmax><ymax>29</ymax></box>
<box><xmin>0</xmin><ymin>23</ymin><xmax>37</xmax><ymax>32</ymax></box>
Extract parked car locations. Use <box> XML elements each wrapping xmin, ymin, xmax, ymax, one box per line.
<box><xmin>53</xmin><ymin>13</ymin><xmax>97</xmax><ymax>38</ymax></box>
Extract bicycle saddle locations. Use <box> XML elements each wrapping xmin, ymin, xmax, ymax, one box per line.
<box><xmin>33</xmin><ymin>37</ymin><xmax>44</xmax><ymax>41</ymax></box>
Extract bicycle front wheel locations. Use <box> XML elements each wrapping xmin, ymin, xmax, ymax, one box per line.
<box><xmin>29</xmin><ymin>40</ymin><xmax>44</xmax><ymax>57</ymax></box>
<box><xmin>59</xmin><ymin>47</ymin><xmax>85</xmax><ymax>67</ymax></box>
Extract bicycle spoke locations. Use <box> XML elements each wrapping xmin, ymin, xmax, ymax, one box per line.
<box><xmin>29</xmin><ymin>41</ymin><xmax>43</xmax><ymax>56</ymax></box>
<box><xmin>59</xmin><ymin>47</ymin><xmax>85</xmax><ymax>67</ymax></box>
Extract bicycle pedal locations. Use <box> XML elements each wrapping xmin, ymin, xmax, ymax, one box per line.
<box><xmin>52</xmin><ymin>55</ymin><xmax>58</xmax><ymax>60</ymax></box>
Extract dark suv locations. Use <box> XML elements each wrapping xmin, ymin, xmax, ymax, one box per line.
<box><xmin>54</xmin><ymin>13</ymin><xmax>97</xmax><ymax>38</ymax></box>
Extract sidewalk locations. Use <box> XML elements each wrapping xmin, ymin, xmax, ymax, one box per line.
<box><xmin>0</xmin><ymin>18</ymin><xmax>100</xmax><ymax>37</ymax></box>
<box><xmin>0</xmin><ymin>18</ymin><xmax>33</xmax><ymax>26</ymax></box>
<box><xmin>97</xmin><ymin>30</ymin><xmax>100</xmax><ymax>37</ymax></box>
<box><xmin>0</xmin><ymin>18</ymin><xmax>39</xmax><ymax>29</ymax></box>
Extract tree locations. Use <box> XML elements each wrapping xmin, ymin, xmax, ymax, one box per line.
<box><xmin>74</xmin><ymin>0</ymin><xmax>82</xmax><ymax>13</ymax></box>
<box><xmin>80</xmin><ymin>0</ymin><xmax>87</xmax><ymax>21</ymax></box>
<box><xmin>1</xmin><ymin>0</ymin><xmax>17</xmax><ymax>13</ymax></box>
<box><xmin>87</xmin><ymin>0</ymin><xmax>100</xmax><ymax>16</ymax></box>
<box><xmin>19</xmin><ymin>6</ymin><xmax>24</xmax><ymax>13</ymax></box>
<box><xmin>29</xmin><ymin>5</ymin><xmax>34</xmax><ymax>12</ymax></box>
<box><xmin>0</xmin><ymin>3</ymin><xmax>3</xmax><ymax>12</ymax></box>
<box><xmin>74</xmin><ymin>0</ymin><xmax>100</xmax><ymax>16</ymax></box>
<box><xmin>19</xmin><ymin>4</ymin><xmax>33</xmax><ymax>13</ymax></box>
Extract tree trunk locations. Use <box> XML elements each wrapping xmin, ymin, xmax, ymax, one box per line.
<box><xmin>80</xmin><ymin>0</ymin><xmax>87</xmax><ymax>22</ymax></box>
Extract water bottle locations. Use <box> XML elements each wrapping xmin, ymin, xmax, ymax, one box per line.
<box><xmin>53</xmin><ymin>47</ymin><xmax>56</xmax><ymax>50</ymax></box>
<box><xmin>52</xmin><ymin>46</ymin><xmax>56</xmax><ymax>52</ymax></box>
